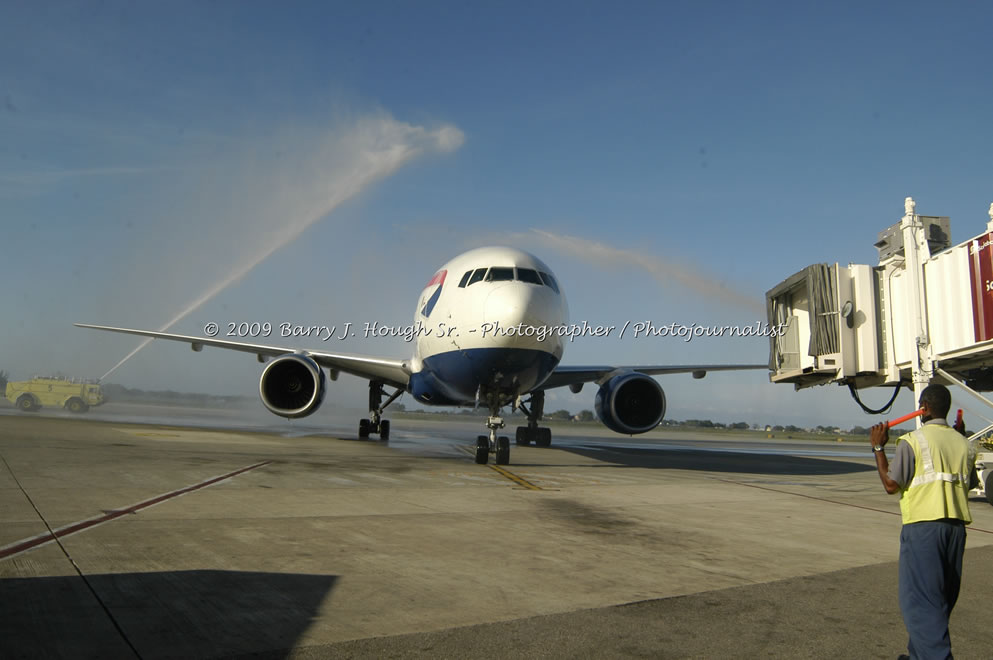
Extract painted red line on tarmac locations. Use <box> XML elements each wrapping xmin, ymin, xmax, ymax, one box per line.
<box><xmin>0</xmin><ymin>460</ymin><xmax>270</xmax><ymax>561</ymax></box>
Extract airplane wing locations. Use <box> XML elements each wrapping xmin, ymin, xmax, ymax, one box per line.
<box><xmin>74</xmin><ymin>324</ymin><xmax>410</xmax><ymax>389</ymax></box>
<box><xmin>539</xmin><ymin>363</ymin><xmax>767</xmax><ymax>391</ymax></box>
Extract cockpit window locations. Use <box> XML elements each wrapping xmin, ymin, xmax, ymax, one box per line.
<box><xmin>517</xmin><ymin>268</ymin><xmax>542</xmax><ymax>284</ymax></box>
<box><xmin>462</xmin><ymin>265</ymin><xmax>556</xmax><ymax>288</ymax></box>
<box><xmin>487</xmin><ymin>267</ymin><xmax>514</xmax><ymax>282</ymax></box>
<box><xmin>467</xmin><ymin>268</ymin><xmax>487</xmax><ymax>286</ymax></box>
<box><xmin>539</xmin><ymin>271</ymin><xmax>559</xmax><ymax>293</ymax></box>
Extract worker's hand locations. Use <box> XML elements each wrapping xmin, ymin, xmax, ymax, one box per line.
<box><xmin>870</xmin><ymin>422</ymin><xmax>889</xmax><ymax>448</ymax></box>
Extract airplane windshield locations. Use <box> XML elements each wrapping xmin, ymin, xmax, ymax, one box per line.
<box><xmin>486</xmin><ymin>267</ymin><xmax>514</xmax><ymax>282</ymax></box>
<box><xmin>459</xmin><ymin>265</ymin><xmax>559</xmax><ymax>292</ymax></box>
<box><xmin>467</xmin><ymin>268</ymin><xmax>487</xmax><ymax>286</ymax></box>
<box><xmin>517</xmin><ymin>268</ymin><xmax>542</xmax><ymax>284</ymax></box>
<box><xmin>459</xmin><ymin>266</ymin><xmax>559</xmax><ymax>293</ymax></box>
<box><xmin>538</xmin><ymin>271</ymin><xmax>559</xmax><ymax>293</ymax></box>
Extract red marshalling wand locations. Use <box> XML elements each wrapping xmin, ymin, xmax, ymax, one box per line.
<box><xmin>887</xmin><ymin>409</ymin><xmax>924</xmax><ymax>428</ymax></box>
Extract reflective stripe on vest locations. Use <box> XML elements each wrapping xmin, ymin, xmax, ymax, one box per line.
<box><xmin>909</xmin><ymin>428</ymin><xmax>968</xmax><ymax>488</ymax></box>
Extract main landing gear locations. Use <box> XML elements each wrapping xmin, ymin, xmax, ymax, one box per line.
<box><xmin>358</xmin><ymin>380</ymin><xmax>402</xmax><ymax>441</ymax></box>
<box><xmin>515</xmin><ymin>390</ymin><xmax>552</xmax><ymax>447</ymax></box>
<box><xmin>473</xmin><ymin>390</ymin><xmax>552</xmax><ymax>466</ymax></box>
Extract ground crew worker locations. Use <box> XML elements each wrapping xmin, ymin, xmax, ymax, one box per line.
<box><xmin>869</xmin><ymin>383</ymin><xmax>973</xmax><ymax>660</ymax></box>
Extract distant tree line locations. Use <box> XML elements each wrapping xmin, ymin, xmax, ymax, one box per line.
<box><xmin>675</xmin><ymin>419</ymin><xmax>750</xmax><ymax>430</ymax></box>
<box><xmin>398</xmin><ymin>404</ymin><xmax>888</xmax><ymax>433</ymax></box>
<box><xmin>100</xmin><ymin>383</ymin><xmax>250</xmax><ymax>407</ymax></box>
<box><xmin>74</xmin><ymin>383</ymin><xmax>898</xmax><ymax>433</ymax></box>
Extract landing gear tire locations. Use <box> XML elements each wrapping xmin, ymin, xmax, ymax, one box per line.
<box><xmin>358</xmin><ymin>418</ymin><xmax>371</xmax><ymax>438</ymax></box>
<box><xmin>985</xmin><ymin>472</ymin><xmax>993</xmax><ymax>507</ymax></box>
<box><xmin>495</xmin><ymin>436</ymin><xmax>510</xmax><ymax>465</ymax></box>
<box><xmin>379</xmin><ymin>420</ymin><xmax>390</xmax><ymax>441</ymax></box>
<box><xmin>536</xmin><ymin>427</ymin><xmax>551</xmax><ymax>447</ymax></box>
<box><xmin>16</xmin><ymin>395</ymin><xmax>37</xmax><ymax>412</ymax></box>
<box><xmin>475</xmin><ymin>435</ymin><xmax>489</xmax><ymax>465</ymax></box>
<box><xmin>515</xmin><ymin>426</ymin><xmax>530</xmax><ymax>446</ymax></box>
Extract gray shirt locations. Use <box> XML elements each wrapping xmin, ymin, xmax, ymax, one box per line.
<box><xmin>887</xmin><ymin>418</ymin><xmax>950</xmax><ymax>488</ymax></box>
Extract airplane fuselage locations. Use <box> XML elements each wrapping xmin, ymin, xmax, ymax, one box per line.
<box><xmin>407</xmin><ymin>246</ymin><xmax>568</xmax><ymax>408</ymax></box>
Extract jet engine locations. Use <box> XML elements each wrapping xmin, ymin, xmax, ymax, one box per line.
<box><xmin>594</xmin><ymin>372</ymin><xmax>666</xmax><ymax>434</ymax></box>
<box><xmin>259</xmin><ymin>354</ymin><xmax>326</xmax><ymax>418</ymax></box>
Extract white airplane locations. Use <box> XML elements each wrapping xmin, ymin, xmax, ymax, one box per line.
<box><xmin>77</xmin><ymin>246</ymin><xmax>765</xmax><ymax>465</ymax></box>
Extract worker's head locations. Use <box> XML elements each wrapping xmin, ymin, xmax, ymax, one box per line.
<box><xmin>918</xmin><ymin>383</ymin><xmax>951</xmax><ymax>420</ymax></box>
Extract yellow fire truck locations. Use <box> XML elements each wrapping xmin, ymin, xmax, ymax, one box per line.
<box><xmin>3</xmin><ymin>376</ymin><xmax>106</xmax><ymax>413</ymax></box>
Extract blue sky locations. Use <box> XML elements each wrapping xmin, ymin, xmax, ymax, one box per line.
<box><xmin>3</xmin><ymin>1</ymin><xmax>993</xmax><ymax>428</ymax></box>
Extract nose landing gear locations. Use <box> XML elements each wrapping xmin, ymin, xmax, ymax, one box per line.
<box><xmin>475</xmin><ymin>416</ymin><xmax>510</xmax><ymax>465</ymax></box>
<box><xmin>473</xmin><ymin>390</ymin><xmax>552</xmax><ymax>466</ymax></box>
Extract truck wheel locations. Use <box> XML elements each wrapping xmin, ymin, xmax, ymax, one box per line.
<box><xmin>66</xmin><ymin>398</ymin><xmax>88</xmax><ymax>413</ymax></box>
<box><xmin>16</xmin><ymin>395</ymin><xmax>38</xmax><ymax>412</ymax></box>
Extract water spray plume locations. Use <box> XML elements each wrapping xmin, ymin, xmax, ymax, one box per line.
<box><xmin>527</xmin><ymin>229</ymin><xmax>764</xmax><ymax>314</ymax></box>
<box><xmin>101</xmin><ymin>117</ymin><xmax>464</xmax><ymax>381</ymax></box>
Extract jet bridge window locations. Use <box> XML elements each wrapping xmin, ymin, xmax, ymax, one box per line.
<box><xmin>516</xmin><ymin>268</ymin><xmax>542</xmax><ymax>285</ymax></box>
<box><xmin>466</xmin><ymin>268</ymin><xmax>487</xmax><ymax>286</ymax></box>
<box><xmin>458</xmin><ymin>270</ymin><xmax>473</xmax><ymax>288</ymax></box>
<box><xmin>487</xmin><ymin>267</ymin><xmax>515</xmax><ymax>282</ymax></box>
<box><xmin>538</xmin><ymin>271</ymin><xmax>559</xmax><ymax>293</ymax></box>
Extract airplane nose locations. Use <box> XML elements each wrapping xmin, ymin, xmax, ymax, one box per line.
<box><xmin>483</xmin><ymin>283</ymin><xmax>562</xmax><ymax>330</ymax></box>
<box><xmin>484</xmin><ymin>284</ymin><xmax>537</xmax><ymax>326</ymax></box>
<box><xmin>478</xmin><ymin>282</ymin><xmax>564</xmax><ymax>380</ymax></box>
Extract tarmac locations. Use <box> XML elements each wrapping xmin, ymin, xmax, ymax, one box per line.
<box><xmin>3</xmin><ymin>409</ymin><xmax>993</xmax><ymax>659</ymax></box>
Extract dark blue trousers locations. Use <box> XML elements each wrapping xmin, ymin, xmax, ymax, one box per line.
<box><xmin>899</xmin><ymin>520</ymin><xmax>966</xmax><ymax>660</ymax></box>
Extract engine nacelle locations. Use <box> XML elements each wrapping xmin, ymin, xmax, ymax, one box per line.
<box><xmin>259</xmin><ymin>354</ymin><xmax>326</xmax><ymax>419</ymax></box>
<box><xmin>594</xmin><ymin>372</ymin><xmax>666</xmax><ymax>434</ymax></box>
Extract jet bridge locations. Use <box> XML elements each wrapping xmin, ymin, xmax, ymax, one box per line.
<box><xmin>767</xmin><ymin>198</ymin><xmax>993</xmax><ymax>503</ymax></box>
<box><xmin>767</xmin><ymin>198</ymin><xmax>993</xmax><ymax>400</ymax></box>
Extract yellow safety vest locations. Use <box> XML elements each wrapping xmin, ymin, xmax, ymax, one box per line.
<box><xmin>899</xmin><ymin>424</ymin><xmax>972</xmax><ymax>525</ymax></box>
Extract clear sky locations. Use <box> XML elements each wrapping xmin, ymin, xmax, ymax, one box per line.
<box><xmin>3</xmin><ymin>1</ymin><xmax>993</xmax><ymax>429</ymax></box>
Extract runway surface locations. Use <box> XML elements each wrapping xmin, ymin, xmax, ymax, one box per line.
<box><xmin>3</xmin><ymin>403</ymin><xmax>993</xmax><ymax>658</ymax></box>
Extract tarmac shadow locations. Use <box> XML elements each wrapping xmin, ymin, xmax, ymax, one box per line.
<box><xmin>0</xmin><ymin>569</ymin><xmax>336</xmax><ymax>659</ymax></box>
<box><xmin>560</xmin><ymin>444</ymin><xmax>877</xmax><ymax>476</ymax></box>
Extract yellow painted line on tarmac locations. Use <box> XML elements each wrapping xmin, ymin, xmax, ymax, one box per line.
<box><xmin>487</xmin><ymin>464</ymin><xmax>543</xmax><ymax>490</ymax></box>
<box><xmin>130</xmin><ymin>432</ymin><xmax>178</xmax><ymax>437</ymax></box>
<box><xmin>457</xmin><ymin>446</ymin><xmax>543</xmax><ymax>490</ymax></box>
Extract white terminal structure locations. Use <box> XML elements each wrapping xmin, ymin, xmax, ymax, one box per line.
<box><xmin>766</xmin><ymin>197</ymin><xmax>993</xmax><ymax>503</ymax></box>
